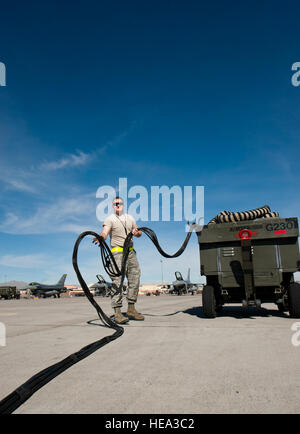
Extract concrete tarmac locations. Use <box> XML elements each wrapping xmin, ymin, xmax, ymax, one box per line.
<box><xmin>0</xmin><ymin>294</ymin><xmax>299</xmax><ymax>414</ymax></box>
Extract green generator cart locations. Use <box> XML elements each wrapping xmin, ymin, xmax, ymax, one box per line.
<box><xmin>198</xmin><ymin>217</ymin><xmax>300</xmax><ymax>318</ymax></box>
<box><xmin>0</xmin><ymin>286</ymin><xmax>20</xmax><ymax>300</ymax></box>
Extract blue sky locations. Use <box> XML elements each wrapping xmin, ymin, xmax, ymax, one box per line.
<box><xmin>0</xmin><ymin>0</ymin><xmax>300</xmax><ymax>284</ymax></box>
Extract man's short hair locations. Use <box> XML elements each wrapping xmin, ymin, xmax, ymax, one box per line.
<box><xmin>113</xmin><ymin>196</ymin><xmax>124</xmax><ymax>203</ymax></box>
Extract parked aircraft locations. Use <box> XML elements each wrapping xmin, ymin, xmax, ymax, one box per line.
<box><xmin>27</xmin><ymin>274</ymin><xmax>67</xmax><ymax>298</ymax></box>
<box><xmin>89</xmin><ymin>274</ymin><xmax>127</xmax><ymax>297</ymax></box>
<box><xmin>169</xmin><ymin>269</ymin><xmax>199</xmax><ymax>295</ymax></box>
<box><xmin>89</xmin><ymin>274</ymin><xmax>113</xmax><ymax>297</ymax></box>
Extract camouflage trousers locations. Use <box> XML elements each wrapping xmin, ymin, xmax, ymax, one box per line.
<box><xmin>111</xmin><ymin>250</ymin><xmax>141</xmax><ymax>308</ymax></box>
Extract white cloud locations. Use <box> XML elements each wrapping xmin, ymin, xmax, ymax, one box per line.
<box><xmin>37</xmin><ymin>125</ymin><xmax>135</xmax><ymax>173</ymax></box>
<box><xmin>39</xmin><ymin>150</ymin><xmax>91</xmax><ymax>171</ymax></box>
<box><xmin>38</xmin><ymin>125</ymin><xmax>135</xmax><ymax>173</ymax></box>
<box><xmin>3</xmin><ymin>178</ymin><xmax>36</xmax><ymax>193</ymax></box>
<box><xmin>0</xmin><ymin>166</ymin><xmax>37</xmax><ymax>194</ymax></box>
<box><xmin>0</xmin><ymin>195</ymin><xmax>98</xmax><ymax>235</ymax></box>
<box><xmin>0</xmin><ymin>253</ymin><xmax>49</xmax><ymax>269</ymax></box>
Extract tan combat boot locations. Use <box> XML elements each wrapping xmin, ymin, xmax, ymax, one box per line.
<box><xmin>114</xmin><ymin>307</ymin><xmax>129</xmax><ymax>324</ymax></box>
<box><xmin>126</xmin><ymin>303</ymin><xmax>144</xmax><ymax>321</ymax></box>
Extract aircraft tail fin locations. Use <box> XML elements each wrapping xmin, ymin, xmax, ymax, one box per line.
<box><xmin>186</xmin><ymin>268</ymin><xmax>191</xmax><ymax>282</ymax></box>
<box><xmin>57</xmin><ymin>274</ymin><xmax>67</xmax><ymax>286</ymax></box>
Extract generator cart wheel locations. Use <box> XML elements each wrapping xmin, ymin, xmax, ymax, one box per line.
<box><xmin>288</xmin><ymin>282</ymin><xmax>300</xmax><ymax>318</ymax></box>
<box><xmin>202</xmin><ymin>285</ymin><xmax>216</xmax><ymax>318</ymax></box>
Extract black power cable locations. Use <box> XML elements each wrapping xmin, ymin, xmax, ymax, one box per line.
<box><xmin>0</xmin><ymin>225</ymin><xmax>195</xmax><ymax>414</ymax></box>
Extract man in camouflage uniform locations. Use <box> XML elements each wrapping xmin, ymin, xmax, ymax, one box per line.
<box><xmin>94</xmin><ymin>197</ymin><xmax>144</xmax><ymax>324</ymax></box>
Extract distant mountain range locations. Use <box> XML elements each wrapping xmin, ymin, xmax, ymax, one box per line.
<box><xmin>0</xmin><ymin>280</ymin><xmax>29</xmax><ymax>289</ymax></box>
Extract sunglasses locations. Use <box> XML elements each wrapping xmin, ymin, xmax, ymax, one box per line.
<box><xmin>113</xmin><ymin>202</ymin><xmax>124</xmax><ymax>206</ymax></box>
